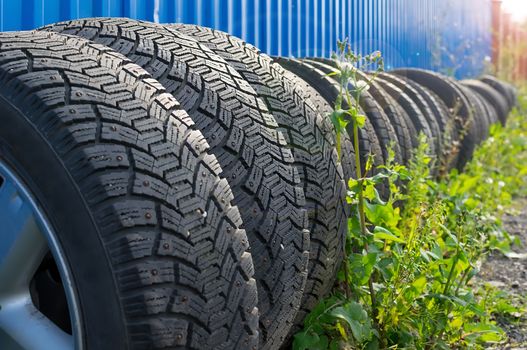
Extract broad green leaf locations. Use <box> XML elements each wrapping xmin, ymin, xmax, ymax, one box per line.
<box><xmin>376</xmin><ymin>256</ymin><xmax>395</xmax><ymax>280</ymax></box>
<box><xmin>463</xmin><ymin>323</ymin><xmax>505</xmax><ymax>343</ymax></box>
<box><xmin>411</xmin><ymin>276</ymin><xmax>427</xmax><ymax>293</ymax></box>
<box><xmin>293</xmin><ymin>332</ymin><xmax>329</xmax><ymax>350</ymax></box>
<box><xmin>365</xmin><ymin>201</ymin><xmax>401</xmax><ymax>230</ymax></box>
<box><xmin>329</xmin><ymin>109</ymin><xmax>349</xmax><ymax>133</ymax></box>
<box><xmin>348</xmin><ymin>252</ymin><xmax>377</xmax><ymax>285</ymax></box>
<box><xmin>304</xmin><ymin>297</ymin><xmax>340</xmax><ymax>328</ymax></box>
<box><xmin>330</xmin><ymin>302</ymin><xmax>373</xmax><ymax>343</ymax></box>
<box><xmin>329</xmin><ymin>339</ymin><xmax>340</xmax><ymax>350</ymax></box>
<box><xmin>373</xmin><ymin>226</ymin><xmax>405</xmax><ymax>243</ymax></box>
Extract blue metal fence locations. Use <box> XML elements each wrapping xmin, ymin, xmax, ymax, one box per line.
<box><xmin>0</xmin><ymin>0</ymin><xmax>492</xmax><ymax>78</ymax></box>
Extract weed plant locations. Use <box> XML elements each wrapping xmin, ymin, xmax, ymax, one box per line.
<box><xmin>293</xmin><ymin>45</ymin><xmax>527</xmax><ymax>349</ymax></box>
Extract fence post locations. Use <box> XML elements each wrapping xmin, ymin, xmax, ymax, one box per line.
<box><xmin>492</xmin><ymin>0</ymin><xmax>502</xmax><ymax>74</ymax></box>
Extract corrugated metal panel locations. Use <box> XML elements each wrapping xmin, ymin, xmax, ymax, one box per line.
<box><xmin>0</xmin><ymin>0</ymin><xmax>492</xmax><ymax>78</ymax></box>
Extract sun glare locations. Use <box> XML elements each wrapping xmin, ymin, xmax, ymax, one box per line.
<box><xmin>502</xmin><ymin>0</ymin><xmax>527</xmax><ymax>23</ymax></box>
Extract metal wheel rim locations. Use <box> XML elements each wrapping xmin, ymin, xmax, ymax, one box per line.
<box><xmin>0</xmin><ymin>160</ymin><xmax>82</xmax><ymax>350</ymax></box>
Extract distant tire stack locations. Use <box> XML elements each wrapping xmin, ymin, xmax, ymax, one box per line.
<box><xmin>0</xmin><ymin>19</ymin><xmax>517</xmax><ymax>350</ymax></box>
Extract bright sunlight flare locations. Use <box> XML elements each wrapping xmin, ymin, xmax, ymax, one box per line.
<box><xmin>502</xmin><ymin>0</ymin><xmax>527</xmax><ymax>23</ymax></box>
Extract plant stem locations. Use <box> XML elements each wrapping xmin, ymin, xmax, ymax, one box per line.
<box><xmin>454</xmin><ymin>267</ymin><xmax>471</xmax><ymax>296</ymax></box>
<box><xmin>353</xmin><ymin>121</ymin><xmax>367</xmax><ymax>239</ymax></box>
<box><xmin>350</xmin><ymin>90</ymin><xmax>384</xmax><ymax>344</ymax></box>
<box><xmin>343</xmin><ymin>243</ymin><xmax>352</xmax><ymax>300</ymax></box>
<box><xmin>443</xmin><ymin>248</ymin><xmax>460</xmax><ymax>295</ymax></box>
<box><xmin>336</xmin><ymin>131</ymin><xmax>342</xmax><ymax>161</ymax></box>
<box><xmin>335</xmin><ymin>80</ymin><xmax>353</xmax><ymax>301</ymax></box>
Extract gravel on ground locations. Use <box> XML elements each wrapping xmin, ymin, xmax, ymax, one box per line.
<box><xmin>478</xmin><ymin>198</ymin><xmax>527</xmax><ymax>349</ymax></box>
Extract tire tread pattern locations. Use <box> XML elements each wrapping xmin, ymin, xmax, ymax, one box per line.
<box><xmin>304</xmin><ymin>59</ymin><xmax>403</xmax><ymax>166</ymax></box>
<box><xmin>0</xmin><ymin>30</ymin><xmax>258</xmax><ymax>349</ymax></box>
<box><xmin>276</xmin><ymin>58</ymin><xmax>385</xmax><ymax>174</ymax></box>
<box><xmin>170</xmin><ymin>24</ymin><xmax>349</xmax><ymax>342</ymax></box>
<box><xmin>41</xmin><ymin>18</ymin><xmax>310</xmax><ymax>349</ymax></box>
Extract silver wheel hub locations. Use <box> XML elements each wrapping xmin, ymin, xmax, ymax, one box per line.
<box><xmin>0</xmin><ymin>160</ymin><xmax>81</xmax><ymax>349</ymax></box>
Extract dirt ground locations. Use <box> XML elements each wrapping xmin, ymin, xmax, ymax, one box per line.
<box><xmin>478</xmin><ymin>198</ymin><xmax>527</xmax><ymax>349</ymax></box>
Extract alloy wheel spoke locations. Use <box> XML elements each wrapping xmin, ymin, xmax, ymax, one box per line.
<box><xmin>0</xmin><ymin>294</ymin><xmax>73</xmax><ymax>350</ymax></box>
<box><xmin>0</xmin><ymin>177</ymin><xmax>48</xmax><ymax>294</ymax></box>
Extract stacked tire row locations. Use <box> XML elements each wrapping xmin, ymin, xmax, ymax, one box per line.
<box><xmin>0</xmin><ymin>19</ymin><xmax>516</xmax><ymax>350</ymax></box>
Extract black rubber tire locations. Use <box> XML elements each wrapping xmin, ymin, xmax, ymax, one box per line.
<box><xmin>0</xmin><ymin>30</ymin><xmax>258</xmax><ymax>349</ymax></box>
<box><xmin>374</xmin><ymin>77</ymin><xmax>435</xmax><ymax>155</ymax></box>
<box><xmin>461</xmin><ymin>79</ymin><xmax>508</xmax><ymax>125</ymax></box>
<box><xmin>308</xmin><ymin>58</ymin><xmax>414</xmax><ymax>165</ymax></box>
<box><xmin>377</xmin><ymin>72</ymin><xmax>442</xmax><ymax>158</ymax></box>
<box><xmin>404</xmin><ymin>79</ymin><xmax>457</xmax><ymax>166</ymax></box>
<box><xmin>404</xmin><ymin>82</ymin><xmax>456</xmax><ymax>171</ymax></box>
<box><xmin>387</xmin><ymin>92</ymin><xmax>421</xmax><ymax>151</ymax></box>
<box><xmin>502</xmin><ymin>81</ymin><xmax>518</xmax><ymax>108</ymax></box>
<box><xmin>375</xmin><ymin>84</ymin><xmax>414</xmax><ymax>165</ymax></box>
<box><xmin>304</xmin><ymin>59</ymin><xmax>403</xmax><ymax>166</ymax></box>
<box><xmin>411</xmin><ymin>83</ymin><xmax>450</xmax><ymax>137</ymax></box>
<box><xmin>283</xmin><ymin>67</ymin><xmax>356</xmax><ymax>182</ymax></box>
<box><xmin>276</xmin><ymin>58</ymin><xmax>385</xmax><ymax>175</ymax></box>
<box><xmin>170</xmin><ymin>24</ymin><xmax>350</xmax><ymax>340</ymax></box>
<box><xmin>467</xmin><ymin>86</ymin><xmax>499</xmax><ymax>131</ymax></box>
<box><xmin>459</xmin><ymin>84</ymin><xmax>490</xmax><ymax>142</ymax></box>
<box><xmin>391</xmin><ymin>69</ymin><xmax>478</xmax><ymax>170</ymax></box>
<box><xmin>364</xmin><ymin>79</ymin><xmax>414</xmax><ymax>165</ymax></box>
<box><xmin>41</xmin><ymin>18</ymin><xmax>310</xmax><ymax>349</ymax></box>
<box><xmin>480</xmin><ymin>75</ymin><xmax>515</xmax><ymax>112</ymax></box>
<box><xmin>414</xmin><ymin>86</ymin><xmax>456</xmax><ymax>155</ymax></box>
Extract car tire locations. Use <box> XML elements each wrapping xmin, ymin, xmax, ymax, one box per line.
<box><xmin>170</xmin><ymin>24</ymin><xmax>351</xmax><ymax>342</ymax></box>
<box><xmin>41</xmin><ymin>18</ymin><xmax>311</xmax><ymax>349</ymax></box>
<box><xmin>0</xmin><ymin>30</ymin><xmax>258</xmax><ymax>350</ymax></box>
